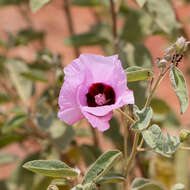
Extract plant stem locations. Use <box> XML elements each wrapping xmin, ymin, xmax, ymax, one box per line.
<box><xmin>18</xmin><ymin>5</ymin><xmax>33</xmax><ymax>27</ymax></box>
<box><xmin>180</xmin><ymin>146</ymin><xmax>190</xmax><ymax>151</ymax></box>
<box><xmin>144</xmin><ymin>66</ymin><xmax>170</xmax><ymax>107</ymax></box>
<box><xmin>117</xmin><ymin>109</ymin><xmax>135</xmax><ymax>124</ymax></box>
<box><xmin>63</xmin><ymin>0</ymin><xmax>80</xmax><ymax>58</ymax></box>
<box><xmin>137</xmin><ymin>147</ymin><xmax>152</xmax><ymax>152</ymax></box>
<box><xmin>122</xmin><ymin>66</ymin><xmax>170</xmax><ymax>189</ymax></box>
<box><xmin>91</xmin><ymin>127</ymin><xmax>100</xmax><ymax>147</ymax></box>
<box><xmin>120</xmin><ymin>112</ymin><xmax>128</xmax><ymax>173</ymax></box>
<box><xmin>109</xmin><ymin>0</ymin><xmax>118</xmax><ymax>53</ymax></box>
<box><xmin>124</xmin><ymin>133</ymin><xmax>140</xmax><ymax>189</ymax></box>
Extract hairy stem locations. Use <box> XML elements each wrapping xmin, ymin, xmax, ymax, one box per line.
<box><xmin>120</xmin><ymin>112</ymin><xmax>128</xmax><ymax>174</ymax></box>
<box><xmin>122</xmin><ymin>66</ymin><xmax>170</xmax><ymax>189</ymax></box>
<box><xmin>124</xmin><ymin>133</ymin><xmax>140</xmax><ymax>189</ymax></box>
<box><xmin>144</xmin><ymin>66</ymin><xmax>170</xmax><ymax>107</ymax></box>
<box><xmin>117</xmin><ymin>109</ymin><xmax>135</xmax><ymax>124</ymax></box>
<box><xmin>63</xmin><ymin>0</ymin><xmax>80</xmax><ymax>58</ymax></box>
<box><xmin>109</xmin><ymin>0</ymin><xmax>118</xmax><ymax>53</ymax></box>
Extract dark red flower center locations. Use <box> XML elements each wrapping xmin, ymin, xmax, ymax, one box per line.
<box><xmin>86</xmin><ymin>83</ymin><xmax>115</xmax><ymax>107</ymax></box>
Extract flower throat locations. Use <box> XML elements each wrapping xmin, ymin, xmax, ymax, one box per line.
<box><xmin>86</xmin><ymin>83</ymin><xmax>115</xmax><ymax>107</ymax></box>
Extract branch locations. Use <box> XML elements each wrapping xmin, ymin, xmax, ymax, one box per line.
<box><xmin>109</xmin><ymin>0</ymin><xmax>118</xmax><ymax>53</ymax></box>
<box><xmin>63</xmin><ymin>0</ymin><xmax>80</xmax><ymax>58</ymax></box>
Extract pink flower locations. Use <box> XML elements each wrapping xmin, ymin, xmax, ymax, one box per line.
<box><xmin>58</xmin><ymin>54</ymin><xmax>134</xmax><ymax>131</ymax></box>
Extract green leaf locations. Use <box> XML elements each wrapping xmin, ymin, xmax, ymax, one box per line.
<box><xmin>145</xmin><ymin>0</ymin><xmax>180</xmax><ymax>34</ymax></box>
<box><xmin>80</xmin><ymin>145</ymin><xmax>102</xmax><ymax>166</ymax></box>
<box><xmin>49</xmin><ymin>119</ymin><xmax>75</xmax><ymax>152</ymax></box>
<box><xmin>82</xmin><ymin>150</ymin><xmax>122</xmax><ymax>185</ymax></box>
<box><xmin>2</xmin><ymin>114</ymin><xmax>28</xmax><ymax>134</ymax></box>
<box><xmin>74</xmin><ymin>128</ymin><xmax>92</xmax><ymax>137</ymax></box>
<box><xmin>103</xmin><ymin>117</ymin><xmax>123</xmax><ymax>150</ymax></box>
<box><xmin>70</xmin><ymin>0</ymin><xmax>102</xmax><ymax>7</ymax></box>
<box><xmin>121</xmin><ymin>8</ymin><xmax>153</xmax><ymax>42</ymax></box>
<box><xmin>21</xmin><ymin>70</ymin><xmax>48</xmax><ymax>82</ymax></box>
<box><xmin>64</xmin><ymin>32</ymin><xmax>109</xmax><ymax>47</ymax></box>
<box><xmin>30</xmin><ymin>0</ymin><xmax>51</xmax><ymax>12</ymax></box>
<box><xmin>121</xmin><ymin>43</ymin><xmax>153</xmax><ymax>68</ymax></box>
<box><xmin>0</xmin><ymin>134</ymin><xmax>24</xmax><ymax>148</ymax></box>
<box><xmin>10</xmin><ymin>152</ymin><xmax>40</xmax><ymax>190</ymax></box>
<box><xmin>0</xmin><ymin>93</ymin><xmax>12</xmax><ymax>104</ymax></box>
<box><xmin>142</xmin><ymin>125</ymin><xmax>180</xmax><ymax>157</ymax></box>
<box><xmin>33</xmin><ymin>177</ymin><xmax>52</xmax><ymax>190</ymax></box>
<box><xmin>8</xmin><ymin>28</ymin><xmax>44</xmax><ymax>47</ymax></box>
<box><xmin>135</xmin><ymin>0</ymin><xmax>147</xmax><ymax>8</ymax></box>
<box><xmin>8</xmin><ymin>106</ymin><xmax>27</xmax><ymax>115</ymax></box>
<box><xmin>169</xmin><ymin>66</ymin><xmax>189</xmax><ymax>114</ymax></box>
<box><xmin>71</xmin><ymin>184</ymin><xmax>84</xmax><ymax>190</ymax></box>
<box><xmin>150</xmin><ymin>98</ymin><xmax>170</xmax><ymax>115</ymax></box>
<box><xmin>0</xmin><ymin>152</ymin><xmax>17</xmax><ymax>165</ymax></box>
<box><xmin>0</xmin><ymin>0</ymin><xmax>27</xmax><ymax>6</ymax></box>
<box><xmin>131</xmin><ymin>178</ymin><xmax>167</xmax><ymax>190</ymax></box>
<box><xmin>97</xmin><ymin>176</ymin><xmax>125</xmax><ymax>184</ymax></box>
<box><xmin>0</xmin><ymin>180</ymin><xmax>8</xmax><ymax>190</ymax></box>
<box><xmin>126</xmin><ymin>66</ymin><xmax>153</xmax><ymax>82</ymax></box>
<box><xmin>131</xmin><ymin>106</ymin><xmax>153</xmax><ymax>132</ymax></box>
<box><xmin>172</xmin><ymin>184</ymin><xmax>185</xmax><ymax>190</ymax></box>
<box><xmin>6</xmin><ymin>59</ymin><xmax>32</xmax><ymax>104</ymax></box>
<box><xmin>50</xmin><ymin>179</ymin><xmax>67</xmax><ymax>186</ymax></box>
<box><xmin>175</xmin><ymin>148</ymin><xmax>189</xmax><ymax>189</ymax></box>
<box><xmin>23</xmin><ymin>160</ymin><xmax>79</xmax><ymax>178</ymax></box>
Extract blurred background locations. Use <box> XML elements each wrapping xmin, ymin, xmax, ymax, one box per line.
<box><xmin>0</xmin><ymin>0</ymin><xmax>190</xmax><ymax>189</ymax></box>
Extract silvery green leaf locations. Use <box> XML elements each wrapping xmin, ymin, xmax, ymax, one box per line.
<box><xmin>142</xmin><ymin>125</ymin><xmax>180</xmax><ymax>157</ymax></box>
<box><xmin>82</xmin><ymin>150</ymin><xmax>122</xmax><ymax>185</ymax></box>
<box><xmin>23</xmin><ymin>160</ymin><xmax>79</xmax><ymax>178</ymax></box>
<box><xmin>30</xmin><ymin>0</ymin><xmax>51</xmax><ymax>12</ymax></box>
<box><xmin>146</xmin><ymin>0</ymin><xmax>180</xmax><ymax>34</ymax></box>
<box><xmin>172</xmin><ymin>184</ymin><xmax>185</xmax><ymax>190</ymax></box>
<box><xmin>70</xmin><ymin>0</ymin><xmax>102</xmax><ymax>7</ymax></box>
<box><xmin>135</xmin><ymin>0</ymin><xmax>147</xmax><ymax>8</ymax></box>
<box><xmin>169</xmin><ymin>66</ymin><xmax>188</xmax><ymax>114</ymax></box>
<box><xmin>6</xmin><ymin>59</ymin><xmax>32</xmax><ymax>104</ymax></box>
<box><xmin>131</xmin><ymin>178</ymin><xmax>167</xmax><ymax>190</ymax></box>
<box><xmin>49</xmin><ymin>119</ymin><xmax>75</xmax><ymax>152</ymax></box>
<box><xmin>126</xmin><ymin>66</ymin><xmax>153</xmax><ymax>82</ymax></box>
<box><xmin>2</xmin><ymin>114</ymin><xmax>28</xmax><ymax>134</ymax></box>
<box><xmin>97</xmin><ymin>176</ymin><xmax>125</xmax><ymax>184</ymax></box>
<box><xmin>0</xmin><ymin>153</ymin><xmax>17</xmax><ymax>165</ymax></box>
<box><xmin>131</xmin><ymin>106</ymin><xmax>153</xmax><ymax>132</ymax></box>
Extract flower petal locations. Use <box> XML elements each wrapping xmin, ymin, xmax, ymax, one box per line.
<box><xmin>58</xmin><ymin>81</ymin><xmax>83</xmax><ymax>125</ymax></box>
<box><xmin>119</xmin><ymin>89</ymin><xmax>135</xmax><ymax>105</ymax></box>
<box><xmin>58</xmin><ymin>107</ymin><xmax>83</xmax><ymax>125</ymax></box>
<box><xmin>82</xmin><ymin>111</ymin><xmax>112</xmax><ymax>131</ymax></box>
<box><xmin>79</xmin><ymin>54</ymin><xmax>126</xmax><ymax>91</ymax></box>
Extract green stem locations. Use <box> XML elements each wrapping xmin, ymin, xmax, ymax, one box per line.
<box><xmin>122</xmin><ymin>66</ymin><xmax>170</xmax><ymax>189</ymax></box>
<box><xmin>120</xmin><ymin>113</ymin><xmax>128</xmax><ymax>172</ymax></box>
<box><xmin>124</xmin><ymin>133</ymin><xmax>140</xmax><ymax>189</ymax></box>
<box><xmin>117</xmin><ymin>109</ymin><xmax>135</xmax><ymax>124</ymax></box>
<box><xmin>144</xmin><ymin>66</ymin><xmax>170</xmax><ymax>107</ymax></box>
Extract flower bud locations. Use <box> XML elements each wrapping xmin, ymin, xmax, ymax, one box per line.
<box><xmin>47</xmin><ymin>185</ymin><xmax>59</xmax><ymax>190</ymax></box>
<box><xmin>157</xmin><ymin>58</ymin><xmax>168</xmax><ymax>68</ymax></box>
<box><xmin>175</xmin><ymin>37</ymin><xmax>190</xmax><ymax>53</ymax></box>
<box><xmin>179</xmin><ymin>129</ymin><xmax>190</xmax><ymax>142</ymax></box>
<box><xmin>164</xmin><ymin>46</ymin><xmax>174</xmax><ymax>56</ymax></box>
<box><xmin>172</xmin><ymin>183</ymin><xmax>185</xmax><ymax>190</ymax></box>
